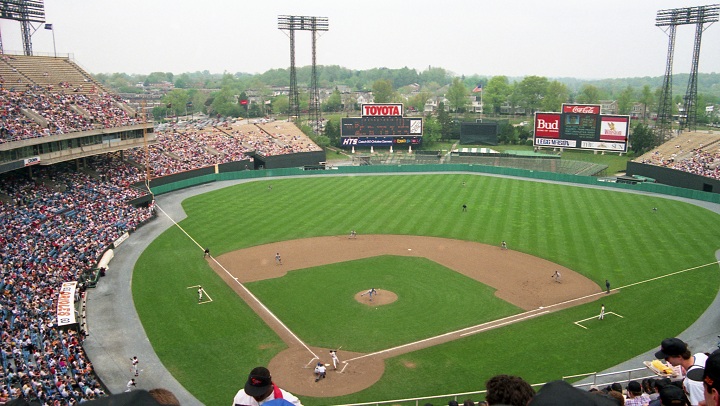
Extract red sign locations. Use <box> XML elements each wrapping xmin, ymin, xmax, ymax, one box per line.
<box><xmin>361</xmin><ymin>103</ymin><xmax>403</xmax><ymax>117</ymax></box>
<box><xmin>562</xmin><ymin>104</ymin><xmax>600</xmax><ymax>115</ymax></box>
<box><xmin>534</xmin><ymin>113</ymin><xmax>561</xmax><ymax>138</ymax></box>
<box><xmin>240</xmin><ymin>99</ymin><xmax>248</xmax><ymax>106</ymax></box>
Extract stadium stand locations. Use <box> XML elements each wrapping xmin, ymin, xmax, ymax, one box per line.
<box><xmin>635</xmin><ymin>131</ymin><xmax>720</xmax><ymax>181</ymax></box>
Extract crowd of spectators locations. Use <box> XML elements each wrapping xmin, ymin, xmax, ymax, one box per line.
<box><xmin>0</xmin><ymin>88</ymin><xmax>139</xmax><ymax>144</ymax></box>
<box><xmin>649</xmin><ymin>149</ymin><xmax>720</xmax><ymax>181</ymax></box>
<box><xmin>125</xmin><ymin>119</ymin><xmax>320</xmax><ymax>178</ymax></box>
<box><xmin>0</xmin><ymin>160</ymin><xmax>153</xmax><ymax>404</ymax></box>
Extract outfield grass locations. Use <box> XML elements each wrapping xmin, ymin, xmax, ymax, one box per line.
<box><xmin>133</xmin><ymin>174</ymin><xmax>720</xmax><ymax>405</ymax></box>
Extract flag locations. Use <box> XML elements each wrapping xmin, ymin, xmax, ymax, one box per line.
<box><xmin>44</xmin><ymin>24</ymin><xmax>53</xmax><ymax>30</ymax></box>
<box><xmin>472</xmin><ymin>84</ymin><xmax>483</xmax><ymax>93</ymax></box>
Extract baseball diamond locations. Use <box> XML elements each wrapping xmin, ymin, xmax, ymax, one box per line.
<box><xmin>125</xmin><ymin>174</ymin><xmax>720</xmax><ymax>405</ymax></box>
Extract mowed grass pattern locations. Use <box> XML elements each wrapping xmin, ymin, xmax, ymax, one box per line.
<box><xmin>248</xmin><ymin>256</ymin><xmax>521</xmax><ymax>352</ymax></box>
<box><xmin>133</xmin><ymin>174</ymin><xmax>720</xmax><ymax>405</ymax></box>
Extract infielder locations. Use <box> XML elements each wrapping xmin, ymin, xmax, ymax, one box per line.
<box><xmin>551</xmin><ymin>270</ymin><xmax>561</xmax><ymax>283</ymax></box>
<box><xmin>198</xmin><ymin>286</ymin><xmax>203</xmax><ymax>303</ymax></box>
<box><xmin>501</xmin><ymin>241</ymin><xmax>507</xmax><ymax>250</ymax></box>
<box><xmin>599</xmin><ymin>304</ymin><xmax>605</xmax><ymax>320</ymax></box>
<box><xmin>275</xmin><ymin>252</ymin><xmax>282</xmax><ymax>265</ymax></box>
<box><xmin>330</xmin><ymin>350</ymin><xmax>340</xmax><ymax>370</ymax></box>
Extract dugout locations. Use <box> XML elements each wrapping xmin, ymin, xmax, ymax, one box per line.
<box><xmin>459</xmin><ymin>122</ymin><xmax>499</xmax><ymax>145</ymax></box>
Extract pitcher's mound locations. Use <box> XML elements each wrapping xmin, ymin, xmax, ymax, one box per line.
<box><xmin>354</xmin><ymin>289</ymin><xmax>397</xmax><ymax>306</ymax></box>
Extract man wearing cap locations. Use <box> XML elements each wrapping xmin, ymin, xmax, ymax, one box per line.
<box><xmin>625</xmin><ymin>380</ymin><xmax>651</xmax><ymax>406</ymax></box>
<box><xmin>702</xmin><ymin>351</ymin><xmax>720</xmax><ymax>406</ymax></box>
<box><xmin>232</xmin><ymin>366</ymin><xmax>302</xmax><ymax>406</ymax></box>
<box><xmin>655</xmin><ymin>338</ymin><xmax>708</xmax><ymax>406</ymax></box>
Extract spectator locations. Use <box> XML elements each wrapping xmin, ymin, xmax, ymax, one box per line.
<box><xmin>658</xmin><ymin>385</ymin><xmax>689</xmax><ymax>406</ymax></box>
<box><xmin>484</xmin><ymin>374</ymin><xmax>535</xmax><ymax>406</ymax></box>
<box><xmin>529</xmin><ymin>380</ymin><xmax>616</xmax><ymax>405</ymax></box>
<box><xmin>232</xmin><ymin>366</ymin><xmax>302</xmax><ymax>406</ymax></box>
<box><xmin>654</xmin><ymin>338</ymin><xmax>708</xmax><ymax>405</ymax></box>
<box><xmin>702</xmin><ymin>350</ymin><xmax>720</xmax><ymax>406</ymax></box>
<box><xmin>625</xmin><ymin>380</ymin><xmax>650</xmax><ymax>406</ymax></box>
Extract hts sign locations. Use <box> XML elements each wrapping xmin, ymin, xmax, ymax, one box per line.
<box><xmin>362</xmin><ymin>103</ymin><xmax>403</xmax><ymax>117</ymax></box>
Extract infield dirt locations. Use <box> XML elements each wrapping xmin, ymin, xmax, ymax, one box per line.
<box><xmin>210</xmin><ymin>234</ymin><xmax>604</xmax><ymax>397</ymax></box>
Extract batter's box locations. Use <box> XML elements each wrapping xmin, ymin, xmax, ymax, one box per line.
<box><xmin>574</xmin><ymin>312</ymin><xmax>623</xmax><ymax>329</ymax></box>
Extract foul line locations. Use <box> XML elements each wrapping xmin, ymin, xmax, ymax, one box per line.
<box><xmin>155</xmin><ymin>202</ymin><xmax>720</xmax><ymax>367</ymax></box>
<box><xmin>155</xmin><ymin>204</ymin><xmax>319</xmax><ymax>360</ymax></box>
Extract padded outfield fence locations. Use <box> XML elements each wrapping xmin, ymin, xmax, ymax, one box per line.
<box><xmin>148</xmin><ymin>163</ymin><xmax>720</xmax><ymax>204</ymax></box>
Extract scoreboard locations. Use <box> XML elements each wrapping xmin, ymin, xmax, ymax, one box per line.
<box><xmin>533</xmin><ymin>104</ymin><xmax>629</xmax><ymax>152</ymax></box>
<box><xmin>341</xmin><ymin>117</ymin><xmax>422</xmax><ymax>137</ymax></box>
<box><xmin>340</xmin><ymin>103</ymin><xmax>423</xmax><ymax>148</ymax></box>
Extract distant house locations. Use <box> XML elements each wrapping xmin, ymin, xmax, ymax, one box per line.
<box><xmin>469</xmin><ymin>95</ymin><xmax>483</xmax><ymax>113</ymax></box>
<box><xmin>356</xmin><ymin>92</ymin><xmax>374</xmax><ymax>105</ymax></box>
<box><xmin>630</xmin><ymin>102</ymin><xmax>647</xmax><ymax>120</ymax></box>
<box><xmin>599</xmin><ymin>100</ymin><xmax>618</xmax><ymax>115</ymax></box>
<box><xmin>424</xmin><ymin>96</ymin><xmax>449</xmax><ymax>114</ymax></box>
<box><xmin>500</xmin><ymin>102</ymin><xmax>525</xmax><ymax>115</ymax></box>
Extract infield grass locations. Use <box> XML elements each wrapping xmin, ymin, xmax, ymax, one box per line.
<box><xmin>133</xmin><ymin>174</ymin><xmax>720</xmax><ymax>405</ymax></box>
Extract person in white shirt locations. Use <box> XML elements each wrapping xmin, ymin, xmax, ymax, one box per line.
<box><xmin>232</xmin><ymin>366</ymin><xmax>302</xmax><ymax>406</ymax></box>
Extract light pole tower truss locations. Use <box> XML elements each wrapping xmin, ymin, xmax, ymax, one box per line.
<box><xmin>0</xmin><ymin>0</ymin><xmax>46</xmax><ymax>55</ymax></box>
<box><xmin>655</xmin><ymin>5</ymin><xmax>719</xmax><ymax>139</ymax></box>
<box><xmin>278</xmin><ymin>15</ymin><xmax>328</xmax><ymax>131</ymax></box>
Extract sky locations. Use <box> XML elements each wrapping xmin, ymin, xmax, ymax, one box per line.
<box><xmin>1</xmin><ymin>0</ymin><xmax>719</xmax><ymax>79</ymax></box>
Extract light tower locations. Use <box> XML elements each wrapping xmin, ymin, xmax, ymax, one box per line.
<box><xmin>0</xmin><ymin>0</ymin><xmax>46</xmax><ymax>55</ymax></box>
<box><xmin>655</xmin><ymin>5</ymin><xmax>719</xmax><ymax>139</ymax></box>
<box><xmin>278</xmin><ymin>15</ymin><xmax>328</xmax><ymax>132</ymax></box>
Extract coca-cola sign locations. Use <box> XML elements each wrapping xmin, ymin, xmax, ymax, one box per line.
<box><xmin>534</xmin><ymin>113</ymin><xmax>561</xmax><ymax>137</ymax></box>
<box><xmin>562</xmin><ymin>104</ymin><xmax>600</xmax><ymax>115</ymax></box>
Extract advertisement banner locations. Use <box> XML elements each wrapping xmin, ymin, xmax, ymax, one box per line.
<box><xmin>57</xmin><ymin>282</ymin><xmax>77</xmax><ymax>327</ymax></box>
<box><xmin>562</xmin><ymin>104</ymin><xmax>601</xmax><ymax>115</ymax></box>
<box><xmin>534</xmin><ymin>113</ymin><xmax>561</xmax><ymax>138</ymax></box>
<box><xmin>340</xmin><ymin>136</ymin><xmax>422</xmax><ymax>147</ymax></box>
<box><xmin>580</xmin><ymin>141</ymin><xmax>626</xmax><ymax>151</ymax></box>
<box><xmin>534</xmin><ymin>138</ymin><xmax>577</xmax><ymax>147</ymax></box>
<box><xmin>599</xmin><ymin>116</ymin><xmax>629</xmax><ymax>142</ymax></box>
<box><xmin>361</xmin><ymin>103</ymin><xmax>403</xmax><ymax>117</ymax></box>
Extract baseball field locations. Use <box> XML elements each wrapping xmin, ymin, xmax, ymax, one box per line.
<box><xmin>132</xmin><ymin>173</ymin><xmax>720</xmax><ymax>405</ymax></box>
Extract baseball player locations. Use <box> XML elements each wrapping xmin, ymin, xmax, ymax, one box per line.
<box><xmin>501</xmin><ymin>241</ymin><xmax>507</xmax><ymax>250</ymax></box>
<box><xmin>361</xmin><ymin>288</ymin><xmax>377</xmax><ymax>301</ymax></box>
<box><xmin>551</xmin><ymin>270</ymin><xmax>561</xmax><ymax>283</ymax></box>
<box><xmin>599</xmin><ymin>304</ymin><xmax>605</xmax><ymax>320</ymax></box>
<box><xmin>198</xmin><ymin>286</ymin><xmax>203</xmax><ymax>303</ymax></box>
<box><xmin>314</xmin><ymin>362</ymin><xmax>326</xmax><ymax>382</ymax></box>
<box><xmin>126</xmin><ymin>379</ymin><xmax>136</xmax><ymax>392</ymax></box>
<box><xmin>275</xmin><ymin>252</ymin><xmax>282</xmax><ymax>265</ymax></box>
<box><xmin>329</xmin><ymin>350</ymin><xmax>340</xmax><ymax>370</ymax></box>
<box><xmin>131</xmin><ymin>356</ymin><xmax>139</xmax><ymax>376</ymax></box>
<box><xmin>203</xmin><ymin>248</ymin><xmax>210</xmax><ymax>258</ymax></box>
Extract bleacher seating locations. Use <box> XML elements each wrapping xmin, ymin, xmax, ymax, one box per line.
<box><xmin>635</xmin><ymin>130</ymin><xmax>720</xmax><ymax>180</ymax></box>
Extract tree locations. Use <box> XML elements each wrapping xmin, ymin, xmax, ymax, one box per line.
<box><xmin>542</xmin><ymin>81</ymin><xmax>569</xmax><ymax>112</ymax></box>
<box><xmin>576</xmin><ymin>84</ymin><xmax>601</xmax><ymax>104</ymax></box>
<box><xmin>406</xmin><ymin>91</ymin><xmax>431</xmax><ymax>113</ymax></box>
<box><xmin>639</xmin><ymin>85</ymin><xmax>654</xmax><ymax>124</ymax></box>
<box><xmin>516</xmin><ymin>76</ymin><xmax>548</xmax><ymax>115</ymax></box>
<box><xmin>422</xmin><ymin>116</ymin><xmax>441</xmax><ymax>145</ymax></box>
<box><xmin>497</xmin><ymin>122</ymin><xmax>518</xmax><ymax>144</ymax></box>
<box><xmin>272</xmin><ymin>96</ymin><xmax>289</xmax><ymax>115</ymax></box>
<box><xmin>617</xmin><ymin>86</ymin><xmax>634</xmax><ymax>115</ymax></box>
<box><xmin>446</xmin><ymin>77</ymin><xmax>469</xmax><ymax>113</ymax></box>
<box><xmin>371</xmin><ymin>79</ymin><xmax>394</xmax><ymax>103</ymax></box>
<box><xmin>629</xmin><ymin>123</ymin><xmax>659</xmax><ymax>155</ymax></box>
<box><xmin>323</xmin><ymin>88</ymin><xmax>342</xmax><ymax>112</ymax></box>
<box><xmin>435</xmin><ymin>102</ymin><xmax>453</xmax><ymax>140</ymax></box>
<box><xmin>324</xmin><ymin>119</ymin><xmax>340</xmax><ymax>146</ymax></box>
<box><xmin>484</xmin><ymin>76</ymin><xmax>511</xmax><ymax>115</ymax></box>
